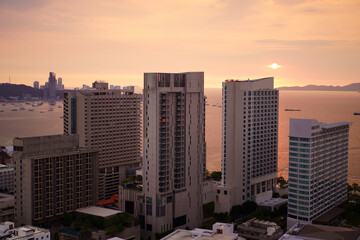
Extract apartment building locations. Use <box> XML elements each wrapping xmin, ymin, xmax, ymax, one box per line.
<box><xmin>215</xmin><ymin>77</ymin><xmax>278</xmax><ymax>213</ymax></box>
<box><xmin>63</xmin><ymin>81</ymin><xmax>142</xmax><ymax>200</ymax></box>
<box><xmin>287</xmin><ymin>118</ymin><xmax>351</xmax><ymax>228</ymax></box>
<box><xmin>142</xmin><ymin>72</ymin><xmax>206</xmax><ymax>234</ymax></box>
<box><xmin>13</xmin><ymin>134</ymin><xmax>98</xmax><ymax>226</ymax></box>
<box><xmin>0</xmin><ymin>164</ymin><xmax>14</xmax><ymax>193</ymax></box>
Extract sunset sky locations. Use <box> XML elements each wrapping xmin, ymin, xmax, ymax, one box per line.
<box><xmin>0</xmin><ymin>0</ymin><xmax>359</xmax><ymax>88</ymax></box>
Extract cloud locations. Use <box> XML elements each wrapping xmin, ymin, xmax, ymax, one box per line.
<box><xmin>0</xmin><ymin>0</ymin><xmax>48</xmax><ymax>11</ymax></box>
<box><xmin>255</xmin><ymin>39</ymin><xmax>346</xmax><ymax>48</ymax></box>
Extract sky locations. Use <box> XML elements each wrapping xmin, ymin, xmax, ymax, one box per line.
<box><xmin>0</xmin><ymin>0</ymin><xmax>359</xmax><ymax>89</ymax></box>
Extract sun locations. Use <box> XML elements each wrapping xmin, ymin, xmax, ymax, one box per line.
<box><xmin>270</xmin><ymin>63</ymin><xmax>280</xmax><ymax>69</ymax></box>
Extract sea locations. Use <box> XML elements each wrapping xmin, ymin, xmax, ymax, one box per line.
<box><xmin>1</xmin><ymin>90</ymin><xmax>359</xmax><ymax>184</ymax></box>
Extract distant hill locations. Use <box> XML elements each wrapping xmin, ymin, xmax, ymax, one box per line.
<box><xmin>0</xmin><ymin>83</ymin><xmax>43</xmax><ymax>98</ymax></box>
<box><xmin>277</xmin><ymin>83</ymin><xmax>360</xmax><ymax>91</ymax></box>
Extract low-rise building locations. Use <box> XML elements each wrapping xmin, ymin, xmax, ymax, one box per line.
<box><xmin>279</xmin><ymin>222</ymin><xmax>360</xmax><ymax>240</ymax></box>
<box><xmin>75</xmin><ymin>206</ymin><xmax>122</xmax><ymax>219</ymax></box>
<box><xmin>237</xmin><ymin>218</ymin><xmax>283</xmax><ymax>240</ymax></box>
<box><xmin>161</xmin><ymin>222</ymin><xmax>240</xmax><ymax>240</ymax></box>
<box><xmin>0</xmin><ymin>222</ymin><xmax>50</xmax><ymax>239</ymax></box>
<box><xmin>0</xmin><ymin>193</ymin><xmax>14</xmax><ymax>222</ymax></box>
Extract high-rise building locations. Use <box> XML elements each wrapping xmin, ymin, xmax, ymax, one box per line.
<box><xmin>48</xmin><ymin>72</ymin><xmax>57</xmax><ymax>99</ymax></box>
<box><xmin>13</xmin><ymin>134</ymin><xmax>98</xmax><ymax>226</ymax></box>
<box><xmin>215</xmin><ymin>78</ymin><xmax>278</xmax><ymax>213</ymax></box>
<box><xmin>287</xmin><ymin>118</ymin><xmax>351</xmax><ymax>228</ymax></box>
<box><xmin>33</xmin><ymin>81</ymin><xmax>39</xmax><ymax>89</ymax></box>
<box><xmin>57</xmin><ymin>77</ymin><xmax>64</xmax><ymax>90</ymax></box>
<box><xmin>63</xmin><ymin>81</ymin><xmax>142</xmax><ymax>200</ymax></box>
<box><xmin>142</xmin><ymin>72</ymin><xmax>206</xmax><ymax>234</ymax></box>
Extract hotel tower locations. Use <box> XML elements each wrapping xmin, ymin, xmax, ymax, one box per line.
<box><xmin>287</xmin><ymin>118</ymin><xmax>350</xmax><ymax>228</ymax></box>
<box><xmin>215</xmin><ymin>77</ymin><xmax>278</xmax><ymax>213</ymax></box>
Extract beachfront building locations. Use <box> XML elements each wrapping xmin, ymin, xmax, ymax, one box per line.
<box><xmin>287</xmin><ymin>118</ymin><xmax>351</xmax><ymax>228</ymax></box>
<box><xmin>215</xmin><ymin>77</ymin><xmax>279</xmax><ymax>213</ymax></box>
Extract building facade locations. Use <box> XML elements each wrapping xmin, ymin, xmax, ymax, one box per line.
<box><xmin>0</xmin><ymin>164</ymin><xmax>14</xmax><ymax>193</ymax></box>
<box><xmin>48</xmin><ymin>72</ymin><xmax>57</xmax><ymax>99</ymax></box>
<box><xmin>0</xmin><ymin>222</ymin><xmax>51</xmax><ymax>240</ymax></box>
<box><xmin>13</xmin><ymin>134</ymin><xmax>98</xmax><ymax>226</ymax></box>
<box><xmin>63</xmin><ymin>82</ymin><xmax>141</xmax><ymax>200</ymax></box>
<box><xmin>142</xmin><ymin>72</ymin><xmax>206</xmax><ymax>234</ymax></box>
<box><xmin>33</xmin><ymin>81</ymin><xmax>39</xmax><ymax>89</ymax></box>
<box><xmin>215</xmin><ymin>78</ymin><xmax>278</xmax><ymax>213</ymax></box>
<box><xmin>287</xmin><ymin>118</ymin><xmax>351</xmax><ymax>228</ymax></box>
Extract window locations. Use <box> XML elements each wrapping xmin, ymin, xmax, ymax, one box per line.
<box><xmin>146</xmin><ymin>204</ymin><xmax>152</xmax><ymax>216</ymax></box>
<box><xmin>158</xmin><ymin>73</ymin><xmax>170</xmax><ymax>87</ymax></box>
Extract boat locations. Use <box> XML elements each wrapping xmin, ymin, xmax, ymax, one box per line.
<box><xmin>29</xmin><ymin>109</ymin><xmax>34</xmax><ymax>111</ymax></box>
<box><xmin>20</xmin><ymin>107</ymin><xmax>25</xmax><ymax>110</ymax></box>
<box><xmin>25</xmin><ymin>102</ymin><xmax>31</xmax><ymax>105</ymax></box>
<box><xmin>58</xmin><ymin>105</ymin><xmax>62</xmax><ymax>108</ymax></box>
<box><xmin>60</xmin><ymin>116</ymin><xmax>64</xmax><ymax>119</ymax></box>
<box><xmin>50</xmin><ymin>100</ymin><xmax>56</xmax><ymax>106</ymax></box>
<box><xmin>205</xmin><ymin>104</ymin><xmax>209</xmax><ymax>106</ymax></box>
<box><xmin>1</xmin><ymin>104</ymin><xmax>5</xmax><ymax>106</ymax></box>
<box><xmin>40</xmin><ymin>111</ymin><xmax>45</xmax><ymax>113</ymax></box>
<box><xmin>48</xmin><ymin>108</ymin><xmax>54</xmax><ymax>112</ymax></box>
<box><xmin>285</xmin><ymin>109</ymin><xmax>301</xmax><ymax>111</ymax></box>
<box><xmin>0</xmin><ymin>110</ymin><xmax>4</xmax><ymax>112</ymax></box>
<box><xmin>218</xmin><ymin>105</ymin><xmax>222</xmax><ymax>108</ymax></box>
<box><xmin>354</xmin><ymin>112</ymin><xmax>360</xmax><ymax>115</ymax></box>
<box><xmin>11</xmin><ymin>109</ymin><xmax>18</xmax><ymax>111</ymax></box>
<box><xmin>212</xmin><ymin>105</ymin><xmax>217</xmax><ymax>107</ymax></box>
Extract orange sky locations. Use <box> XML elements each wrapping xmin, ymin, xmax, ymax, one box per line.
<box><xmin>0</xmin><ymin>0</ymin><xmax>359</xmax><ymax>89</ymax></box>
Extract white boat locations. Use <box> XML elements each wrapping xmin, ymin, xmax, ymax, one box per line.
<box><xmin>20</xmin><ymin>107</ymin><xmax>25</xmax><ymax>110</ymax></box>
<box><xmin>11</xmin><ymin>109</ymin><xmax>18</xmax><ymax>111</ymax></box>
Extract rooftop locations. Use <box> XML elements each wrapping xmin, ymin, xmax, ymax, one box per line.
<box><xmin>75</xmin><ymin>206</ymin><xmax>122</xmax><ymax>218</ymax></box>
<box><xmin>161</xmin><ymin>229</ymin><xmax>240</xmax><ymax>240</ymax></box>
<box><xmin>161</xmin><ymin>222</ymin><xmax>240</xmax><ymax>240</ymax></box>
<box><xmin>280</xmin><ymin>223</ymin><xmax>360</xmax><ymax>240</ymax></box>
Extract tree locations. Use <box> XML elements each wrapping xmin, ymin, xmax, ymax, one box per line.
<box><xmin>63</xmin><ymin>213</ymin><xmax>73</xmax><ymax>227</ymax></box>
<box><xmin>277</xmin><ymin>177</ymin><xmax>287</xmax><ymax>189</ymax></box>
<box><xmin>210</xmin><ymin>171</ymin><xmax>222</xmax><ymax>181</ymax></box>
<box><xmin>352</xmin><ymin>183</ymin><xmax>359</xmax><ymax>194</ymax></box>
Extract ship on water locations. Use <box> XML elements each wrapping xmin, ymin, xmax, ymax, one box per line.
<box><xmin>285</xmin><ymin>109</ymin><xmax>301</xmax><ymax>111</ymax></box>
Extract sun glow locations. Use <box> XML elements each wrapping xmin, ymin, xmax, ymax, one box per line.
<box><xmin>270</xmin><ymin>63</ymin><xmax>280</xmax><ymax>69</ymax></box>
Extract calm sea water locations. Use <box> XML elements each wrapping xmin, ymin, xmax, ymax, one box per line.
<box><xmin>204</xmin><ymin>89</ymin><xmax>360</xmax><ymax>184</ymax></box>
<box><xmin>1</xmin><ymin>90</ymin><xmax>359</xmax><ymax>183</ymax></box>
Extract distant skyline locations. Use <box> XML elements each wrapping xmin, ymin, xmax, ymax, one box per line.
<box><xmin>0</xmin><ymin>0</ymin><xmax>359</xmax><ymax>88</ymax></box>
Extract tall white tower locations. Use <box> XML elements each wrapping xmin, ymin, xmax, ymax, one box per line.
<box><xmin>142</xmin><ymin>72</ymin><xmax>206</xmax><ymax>234</ymax></box>
<box><xmin>215</xmin><ymin>77</ymin><xmax>278</xmax><ymax>213</ymax></box>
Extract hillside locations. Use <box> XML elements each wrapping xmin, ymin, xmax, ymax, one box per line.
<box><xmin>277</xmin><ymin>83</ymin><xmax>360</xmax><ymax>91</ymax></box>
<box><xmin>0</xmin><ymin>83</ymin><xmax>43</xmax><ymax>98</ymax></box>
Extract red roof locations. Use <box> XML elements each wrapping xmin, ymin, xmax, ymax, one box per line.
<box><xmin>98</xmin><ymin>194</ymin><xmax>119</xmax><ymax>206</ymax></box>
